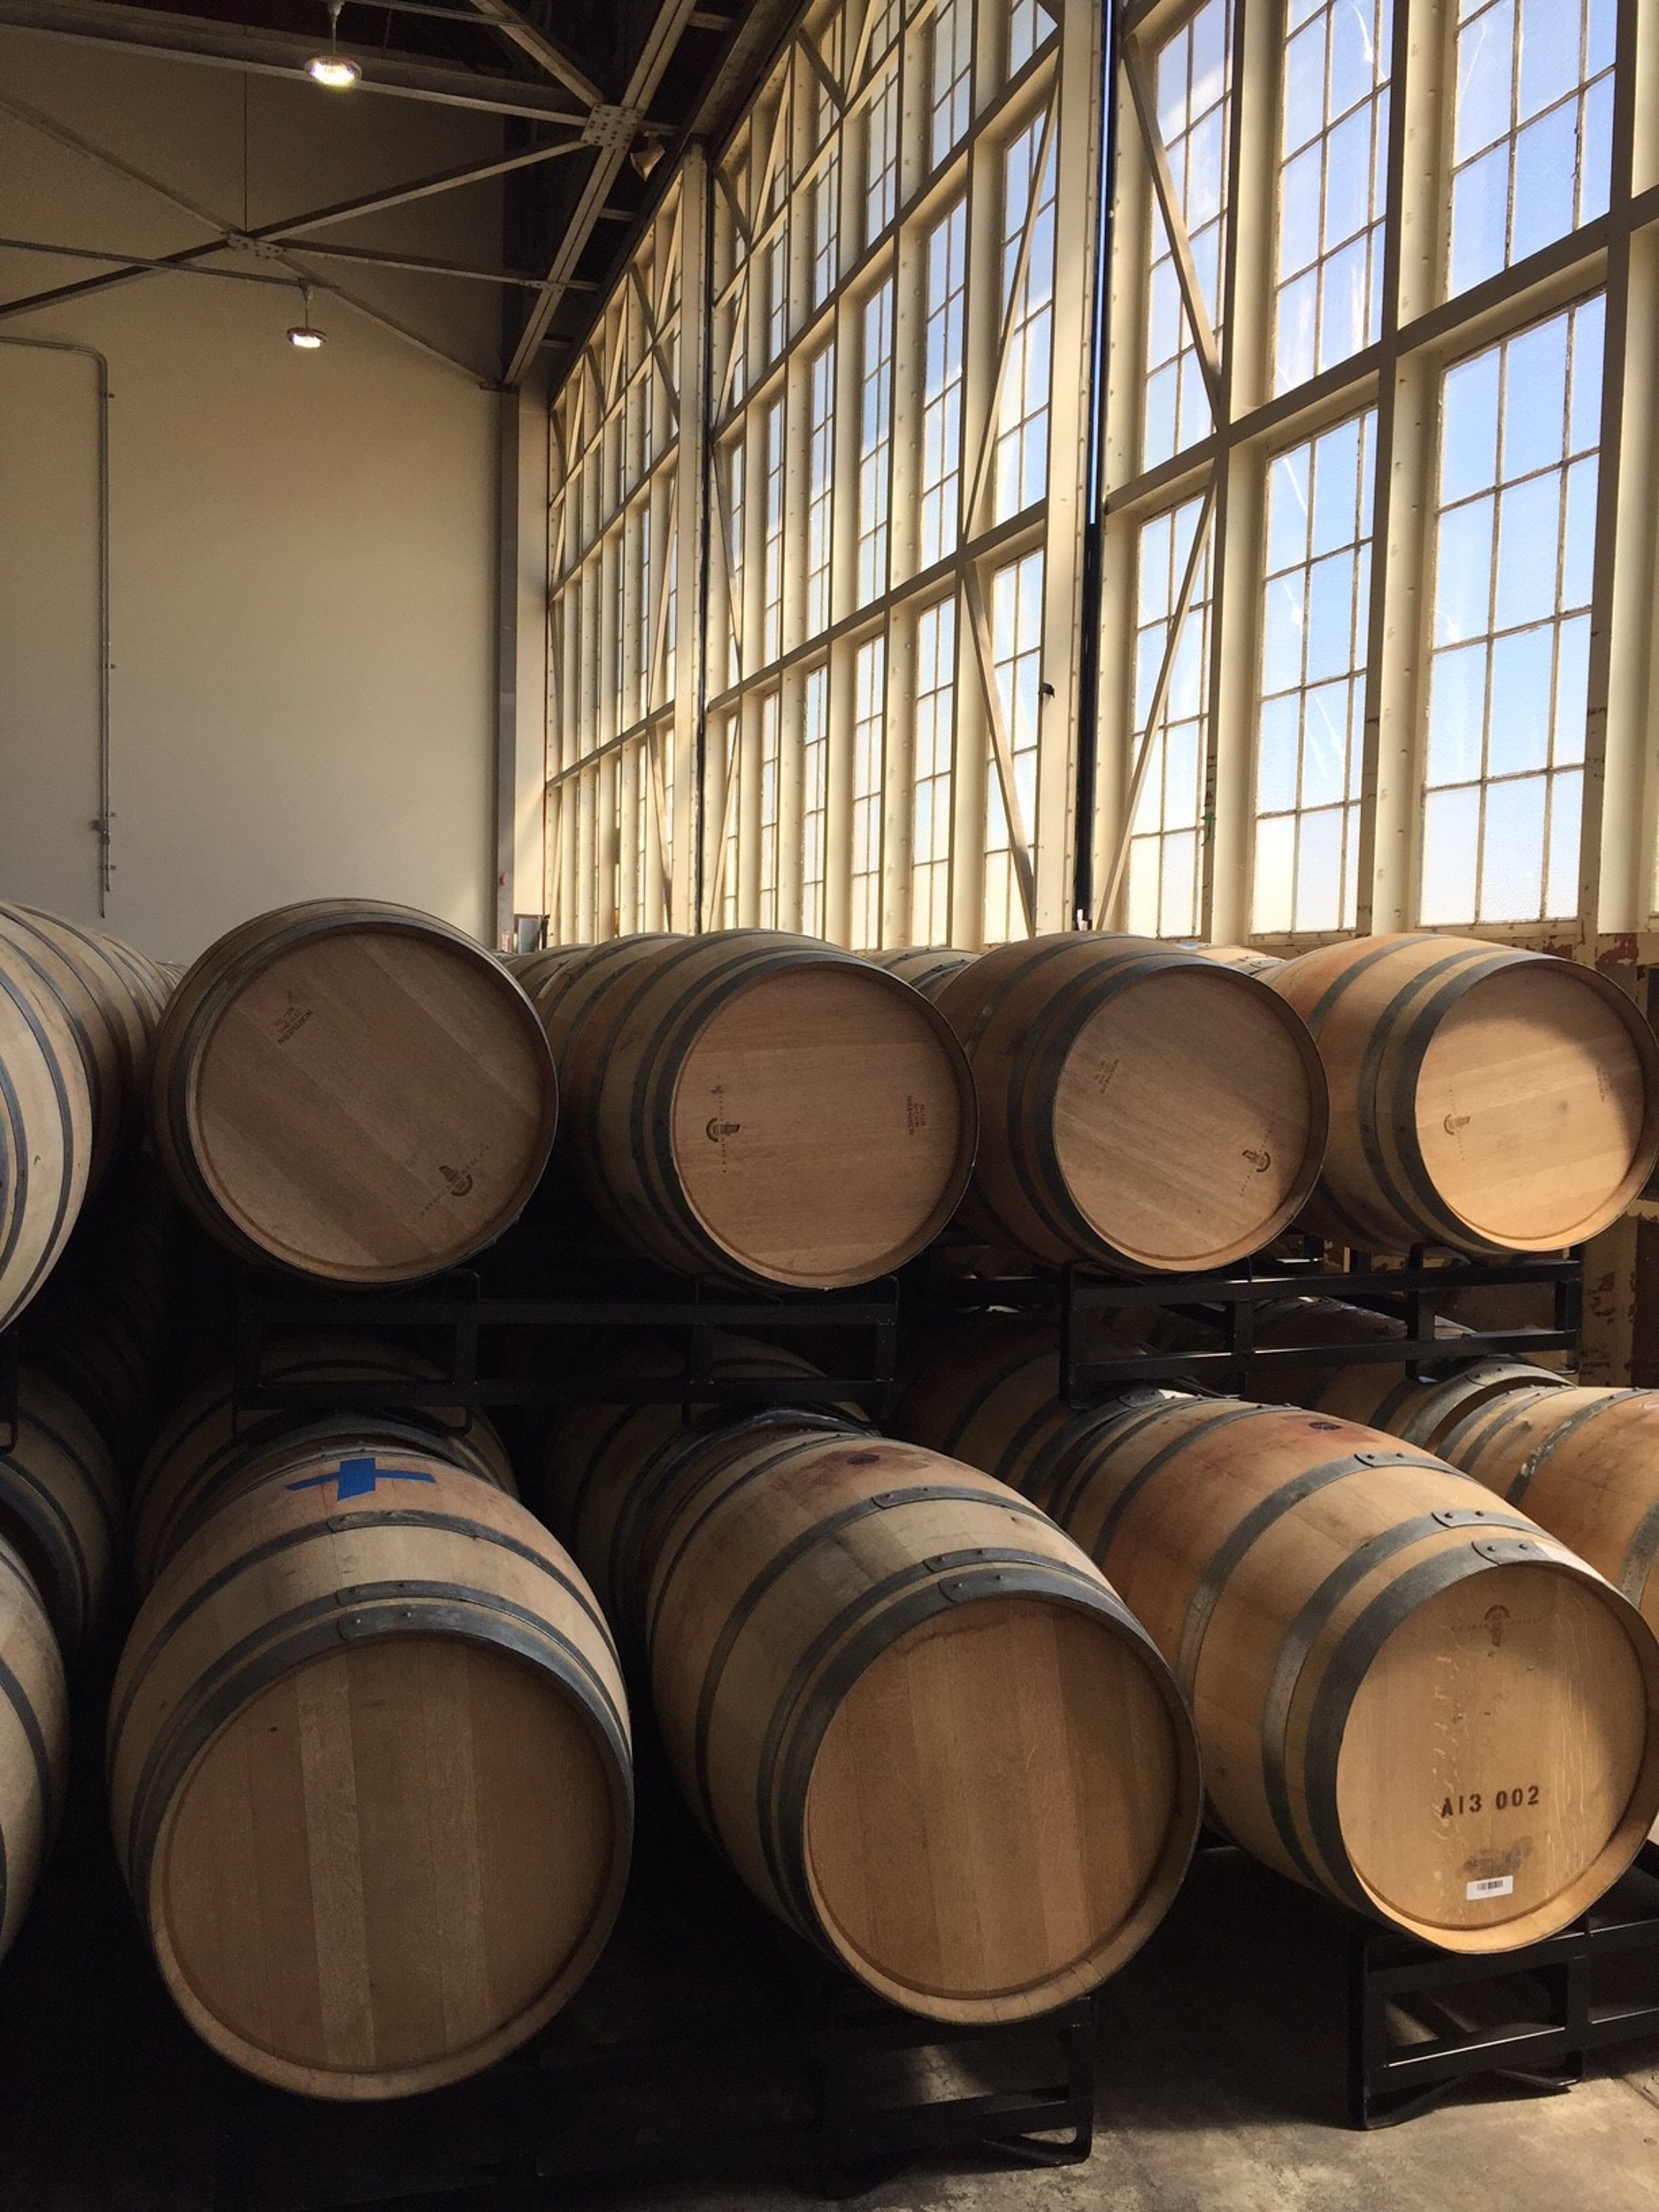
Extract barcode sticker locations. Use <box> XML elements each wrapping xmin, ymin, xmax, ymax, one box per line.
<box><xmin>1466</xmin><ymin>1875</ymin><xmax>1515</xmax><ymax>1901</ymax></box>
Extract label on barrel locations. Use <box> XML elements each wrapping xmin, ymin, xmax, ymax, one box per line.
<box><xmin>1465</xmin><ymin>1875</ymin><xmax>1515</xmax><ymax>1901</ymax></box>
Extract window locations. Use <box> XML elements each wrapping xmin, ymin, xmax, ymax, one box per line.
<box><xmin>1254</xmin><ymin>410</ymin><xmax>1374</xmax><ymax>933</ymax></box>
<box><xmin>803</xmin><ymin>664</ymin><xmax>830</xmax><ymax>935</ymax></box>
<box><xmin>921</xmin><ymin>200</ymin><xmax>969</xmax><ymax>568</ymax></box>
<box><xmin>1448</xmin><ymin>0</ymin><xmax>1614</xmax><ymax>297</ymax></box>
<box><xmin>764</xmin><ymin>396</ymin><xmax>787</xmax><ymax>664</ymax></box>
<box><xmin>985</xmin><ymin>550</ymin><xmax>1044</xmax><ymax>942</ymax></box>
<box><xmin>1126</xmin><ymin>496</ymin><xmax>1214</xmax><ymax>941</ymax></box>
<box><xmin>931</xmin><ymin>0</ymin><xmax>973</xmax><ymax>168</ymax></box>
<box><xmin>912</xmin><ymin>600</ymin><xmax>957</xmax><ymax>941</ymax></box>
<box><xmin>553</xmin><ymin>0</ymin><xmax>1080</xmax><ymax>945</ymax></box>
<box><xmin>857</xmin><ymin>282</ymin><xmax>894</xmax><ymax>604</ymax></box>
<box><xmin>806</xmin><ymin>344</ymin><xmax>836</xmax><ymax>637</ymax></box>
<box><xmin>1275</xmin><ymin>0</ymin><xmax>1390</xmax><ymax>391</ymax></box>
<box><xmin>995</xmin><ymin>114</ymin><xmax>1057</xmax><ymax>520</ymax></box>
<box><xmin>1421</xmin><ymin>297</ymin><xmax>1601</xmax><ymax>924</ymax></box>
<box><xmin>758</xmin><ymin>690</ymin><xmax>781</xmax><ymax>927</ymax></box>
<box><xmin>1141</xmin><ymin>0</ymin><xmax>1231</xmax><ymax>470</ymax></box>
<box><xmin>851</xmin><ymin>635</ymin><xmax>887</xmax><ymax>949</ymax></box>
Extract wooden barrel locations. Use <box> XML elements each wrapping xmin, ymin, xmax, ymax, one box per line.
<box><xmin>862</xmin><ymin>947</ymin><xmax>977</xmax><ymax>1000</ymax></box>
<box><xmin>0</xmin><ymin>943</ymin><xmax>93</xmax><ymax>1336</ymax></box>
<box><xmin>0</xmin><ymin>903</ymin><xmax>169</xmax><ymax>1194</ymax></box>
<box><xmin>150</xmin><ymin>901</ymin><xmax>557</xmax><ymax>1284</ymax></box>
<box><xmin>615</xmin><ymin>1417</ymin><xmax>1199</xmax><ymax>2018</ymax></box>
<box><xmin>542</xmin><ymin>1336</ymin><xmax>866</xmax><ymax>1655</ymax></box>
<box><xmin>1263</xmin><ymin>1349</ymin><xmax>1568</xmax><ymax>1452</ymax></box>
<box><xmin>108</xmin><ymin>1448</ymin><xmax>631</xmax><ymax>2098</ymax></box>
<box><xmin>532</xmin><ymin>932</ymin><xmax>976</xmax><ymax>1289</ymax></box>
<box><xmin>1268</xmin><ymin>934</ymin><xmax>1659</xmax><ymax>1255</ymax></box>
<box><xmin>507</xmin><ymin>944</ymin><xmax>588</xmax><ymax>1003</ymax></box>
<box><xmin>1194</xmin><ymin>944</ymin><xmax>1286</xmax><ymax>979</ymax></box>
<box><xmin>928</xmin><ymin>934</ymin><xmax>1328</xmax><ymax>1272</ymax></box>
<box><xmin>1441</xmin><ymin>1387</ymin><xmax>1659</xmax><ymax>1633</ymax></box>
<box><xmin>0</xmin><ymin>1368</ymin><xmax>122</xmax><ymax>1661</ymax></box>
<box><xmin>132</xmin><ymin>1337</ymin><xmax>516</xmax><ymax>1590</ymax></box>
<box><xmin>894</xmin><ymin>1320</ymin><xmax>1659</xmax><ymax>1952</ymax></box>
<box><xmin>22</xmin><ymin>1161</ymin><xmax>180</xmax><ymax>1469</ymax></box>
<box><xmin>0</xmin><ymin>1534</ymin><xmax>68</xmax><ymax>1965</ymax></box>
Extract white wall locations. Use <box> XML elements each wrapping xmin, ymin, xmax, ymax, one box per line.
<box><xmin>0</xmin><ymin>33</ymin><xmax>512</xmax><ymax>960</ymax></box>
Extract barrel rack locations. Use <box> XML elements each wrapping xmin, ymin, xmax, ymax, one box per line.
<box><xmin>211</xmin><ymin>1748</ymin><xmax>1095</xmax><ymax>2211</ymax></box>
<box><xmin>1348</xmin><ymin>1840</ymin><xmax>1659</xmax><ymax>2126</ymax></box>
<box><xmin>6</xmin><ymin>1234</ymin><xmax>1657</xmax><ymax>2185</ymax></box>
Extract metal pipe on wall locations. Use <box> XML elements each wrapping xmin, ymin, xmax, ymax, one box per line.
<box><xmin>0</xmin><ymin>333</ymin><xmax>112</xmax><ymax>916</ymax></box>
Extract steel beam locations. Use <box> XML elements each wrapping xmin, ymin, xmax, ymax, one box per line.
<box><xmin>463</xmin><ymin>0</ymin><xmax>603</xmax><ymax>106</ymax></box>
<box><xmin>503</xmin><ymin>0</ymin><xmax>698</xmax><ymax>386</ymax></box>
<box><xmin>0</xmin><ymin>0</ymin><xmax>588</xmax><ymax>124</ymax></box>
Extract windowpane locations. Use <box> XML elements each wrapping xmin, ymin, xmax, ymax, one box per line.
<box><xmin>1448</xmin><ymin>0</ymin><xmax>1612</xmax><ymax>296</ymax></box>
<box><xmin>857</xmin><ymin>282</ymin><xmax>894</xmax><ymax>605</ymax></box>
<box><xmin>1253</xmin><ymin>409</ymin><xmax>1373</xmax><ymax>933</ymax></box>
<box><xmin>851</xmin><ymin>635</ymin><xmax>887</xmax><ymax>950</ymax></box>
<box><xmin>1421</xmin><ymin>296</ymin><xmax>1602</xmax><ymax>923</ymax></box>
<box><xmin>803</xmin><ymin>665</ymin><xmax>829</xmax><ymax>936</ymax></box>
<box><xmin>1142</xmin><ymin>0</ymin><xmax>1233</xmax><ymax>465</ymax></box>
<box><xmin>1271</xmin><ymin>0</ymin><xmax>1389</xmax><ymax>392</ymax></box>
<box><xmin>921</xmin><ymin>199</ymin><xmax>969</xmax><ymax>566</ymax></box>
<box><xmin>985</xmin><ymin>550</ymin><xmax>1044</xmax><ymax>943</ymax></box>
<box><xmin>912</xmin><ymin>599</ymin><xmax>957</xmax><ymax>942</ymax></box>
<box><xmin>995</xmin><ymin>116</ymin><xmax>1057</xmax><ymax>522</ymax></box>
<box><xmin>1129</xmin><ymin>494</ymin><xmax>1214</xmax><ymax>938</ymax></box>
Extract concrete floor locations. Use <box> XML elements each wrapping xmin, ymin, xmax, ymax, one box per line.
<box><xmin>4</xmin><ymin>1747</ymin><xmax>1656</xmax><ymax>2212</ymax></box>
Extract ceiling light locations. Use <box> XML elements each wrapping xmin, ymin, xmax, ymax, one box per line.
<box><xmin>287</xmin><ymin>285</ymin><xmax>326</xmax><ymax>349</ymax></box>
<box><xmin>306</xmin><ymin>2</ymin><xmax>360</xmax><ymax>87</ymax></box>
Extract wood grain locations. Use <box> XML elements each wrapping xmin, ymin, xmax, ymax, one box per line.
<box><xmin>108</xmin><ymin>1449</ymin><xmax>631</xmax><ymax>2099</ymax></box>
<box><xmin>1269</xmin><ymin>933</ymin><xmax>1659</xmax><ymax>1255</ymax></box>
<box><xmin>555</xmin><ymin>1406</ymin><xmax>1200</xmax><ymax>2020</ymax></box>
<box><xmin>0</xmin><ymin>942</ymin><xmax>92</xmax><ymax>1336</ymax></box>
<box><xmin>894</xmin><ymin>1318</ymin><xmax>1659</xmax><ymax>1952</ymax></box>
<box><xmin>150</xmin><ymin>901</ymin><xmax>557</xmax><ymax>1284</ymax></box>
<box><xmin>0</xmin><ymin>1366</ymin><xmax>122</xmax><ymax>1659</ymax></box>
<box><xmin>929</xmin><ymin>935</ymin><xmax>1329</xmax><ymax>1271</ymax></box>
<box><xmin>132</xmin><ymin>1337</ymin><xmax>516</xmax><ymax>1591</ymax></box>
<box><xmin>532</xmin><ymin>932</ymin><xmax>976</xmax><ymax>1288</ymax></box>
<box><xmin>1441</xmin><ymin>1386</ymin><xmax>1659</xmax><ymax>1641</ymax></box>
<box><xmin>0</xmin><ymin>1535</ymin><xmax>68</xmax><ymax>1966</ymax></box>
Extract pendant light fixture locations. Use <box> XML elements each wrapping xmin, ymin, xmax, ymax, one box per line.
<box><xmin>306</xmin><ymin>2</ymin><xmax>361</xmax><ymax>88</ymax></box>
<box><xmin>287</xmin><ymin>284</ymin><xmax>326</xmax><ymax>349</ymax></box>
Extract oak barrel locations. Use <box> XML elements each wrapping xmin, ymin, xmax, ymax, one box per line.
<box><xmin>132</xmin><ymin>1337</ymin><xmax>516</xmax><ymax>1590</ymax></box>
<box><xmin>0</xmin><ymin>942</ymin><xmax>92</xmax><ymax>1335</ymax></box>
<box><xmin>894</xmin><ymin>1320</ymin><xmax>1659</xmax><ymax>1951</ymax></box>
<box><xmin>0</xmin><ymin>904</ymin><xmax>169</xmax><ymax>1192</ymax></box>
<box><xmin>613</xmin><ymin>1418</ymin><xmax>1201</xmax><ymax>2017</ymax></box>
<box><xmin>0</xmin><ymin>1534</ymin><xmax>68</xmax><ymax>1964</ymax></box>
<box><xmin>1194</xmin><ymin>944</ymin><xmax>1287</xmax><ymax>979</ymax></box>
<box><xmin>0</xmin><ymin>1368</ymin><xmax>122</xmax><ymax>1660</ymax></box>
<box><xmin>21</xmin><ymin>1163</ymin><xmax>180</xmax><ymax>1469</ymax></box>
<box><xmin>862</xmin><ymin>947</ymin><xmax>978</xmax><ymax>999</ymax></box>
<box><xmin>531</xmin><ymin>932</ymin><xmax>976</xmax><ymax>1288</ymax></box>
<box><xmin>149</xmin><ymin>901</ymin><xmax>557</xmax><ymax>1284</ymax></box>
<box><xmin>1268</xmin><ymin>933</ymin><xmax>1659</xmax><ymax>1255</ymax></box>
<box><xmin>927</xmin><ymin>934</ymin><xmax>1328</xmax><ymax>1271</ymax></box>
<box><xmin>542</xmin><ymin>1336</ymin><xmax>866</xmax><ymax>1655</ymax></box>
<box><xmin>1440</xmin><ymin>1387</ymin><xmax>1659</xmax><ymax>1633</ymax></box>
<box><xmin>108</xmin><ymin>1448</ymin><xmax>631</xmax><ymax>2098</ymax></box>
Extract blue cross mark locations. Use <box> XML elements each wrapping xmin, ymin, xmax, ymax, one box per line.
<box><xmin>287</xmin><ymin>1455</ymin><xmax>439</xmax><ymax>1502</ymax></box>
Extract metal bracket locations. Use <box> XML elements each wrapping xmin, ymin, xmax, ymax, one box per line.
<box><xmin>580</xmin><ymin>103</ymin><xmax>642</xmax><ymax>150</ymax></box>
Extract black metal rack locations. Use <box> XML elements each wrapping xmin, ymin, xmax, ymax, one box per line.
<box><xmin>915</xmin><ymin>1237</ymin><xmax>1582</xmax><ymax>1406</ymax></box>
<box><xmin>230</xmin><ymin>1267</ymin><xmax>900</xmax><ymax>1418</ymax></box>
<box><xmin>1349</xmin><ymin>1840</ymin><xmax>1659</xmax><ymax>2126</ymax></box>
